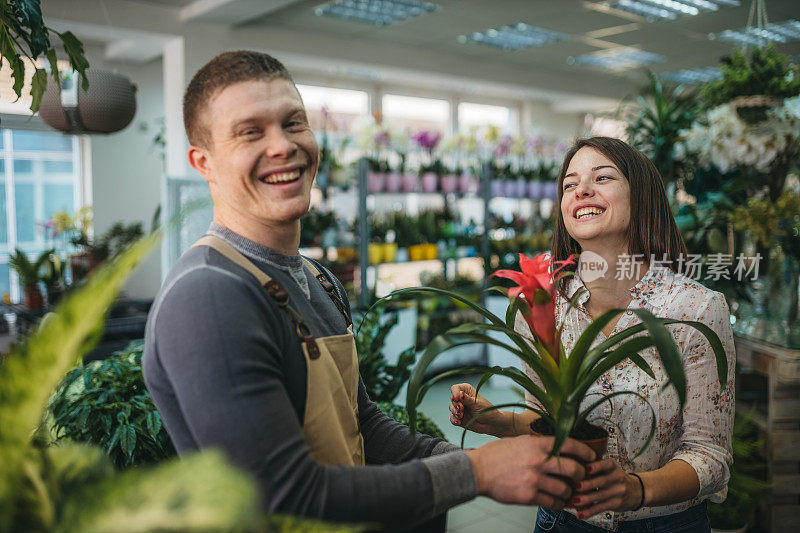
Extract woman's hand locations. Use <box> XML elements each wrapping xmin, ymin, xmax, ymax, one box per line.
<box><xmin>449</xmin><ymin>383</ymin><xmax>512</xmax><ymax>437</ymax></box>
<box><xmin>570</xmin><ymin>459</ymin><xmax>644</xmax><ymax>519</ymax></box>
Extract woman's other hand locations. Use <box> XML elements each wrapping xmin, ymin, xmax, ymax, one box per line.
<box><xmin>570</xmin><ymin>459</ymin><xmax>645</xmax><ymax>519</ymax></box>
<box><xmin>449</xmin><ymin>383</ymin><xmax>513</xmax><ymax>437</ymax></box>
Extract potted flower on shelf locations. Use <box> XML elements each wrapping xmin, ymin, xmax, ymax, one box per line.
<box><xmin>412</xmin><ymin>130</ymin><xmax>442</xmax><ymax>193</ymax></box>
<box><xmin>371</xmin><ymin>253</ymin><xmax>728</xmax><ymax>457</ymax></box>
<box><xmin>9</xmin><ymin>248</ymin><xmax>53</xmax><ymax>310</ymax></box>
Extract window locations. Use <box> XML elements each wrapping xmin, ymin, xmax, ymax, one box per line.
<box><xmin>381</xmin><ymin>94</ymin><xmax>450</xmax><ymax>135</ymax></box>
<box><xmin>0</xmin><ymin>128</ymin><xmax>83</xmax><ymax>302</ymax></box>
<box><xmin>458</xmin><ymin>102</ymin><xmax>516</xmax><ymax>134</ymax></box>
<box><xmin>296</xmin><ymin>84</ymin><xmax>370</xmax><ymax>135</ymax></box>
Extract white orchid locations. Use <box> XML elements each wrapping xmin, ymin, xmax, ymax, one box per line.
<box><xmin>677</xmin><ymin>100</ymin><xmax>800</xmax><ymax>174</ymax></box>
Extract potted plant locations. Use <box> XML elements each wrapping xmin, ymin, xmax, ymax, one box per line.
<box><xmin>9</xmin><ymin>248</ymin><xmax>52</xmax><ymax>310</ymax></box>
<box><xmin>40</xmin><ymin>251</ymin><xmax>66</xmax><ymax>306</ymax></box>
<box><xmin>370</xmin><ymin>253</ymin><xmax>728</xmax><ymax>457</ymax></box>
<box><xmin>624</xmin><ymin>71</ymin><xmax>699</xmax><ymax>187</ymax></box>
<box><xmin>702</xmin><ymin>45</ymin><xmax>800</xmax><ymax>125</ymax></box>
<box><xmin>48</xmin><ymin>340</ymin><xmax>177</xmax><ymax>469</ymax></box>
<box><xmin>354</xmin><ymin>302</ymin><xmax>446</xmax><ymax>439</ymax></box>
<box><xmin>412</xmin><ymin>130</ymin><xmax>442</xmax><ymax>193</ymax></box>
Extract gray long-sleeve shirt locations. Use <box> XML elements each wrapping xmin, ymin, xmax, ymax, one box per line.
<box><xmin>142</xmin><ymin>223</ymin><xmax>476</xmax><ymax>528</ymax></box>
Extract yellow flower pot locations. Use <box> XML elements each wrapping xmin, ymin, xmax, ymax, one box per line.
<box><xmin>382</xmin><ymin>243</ymin><xmax>398</xmax><ymax>263</ymax></box>
<box><xmin>424</xmin><ymin>243</ymin><xmax>438</xmax><ymax>260</ymax></box>
<box><xmin>408</xmin><ymin>244</ymin><xmax>425</xmax><ymax>262</ymax></box>
<box><xmin>368</xmin><ymin>243</ymin><xmax>384</xmax><ymax>264</ymax></box>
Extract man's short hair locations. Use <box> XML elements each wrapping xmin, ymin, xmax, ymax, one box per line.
<box><xmin>183</xmin><ymin>50</ymin><xmax>294</xmax><ymax>148</ymax></box>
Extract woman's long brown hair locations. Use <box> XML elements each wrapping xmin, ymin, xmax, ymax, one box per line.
<box><xmin>551</xmin><ymin>136</ymin><xmax>688</xmax><ymax>296</ymax></box>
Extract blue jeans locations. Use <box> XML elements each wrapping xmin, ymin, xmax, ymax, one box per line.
<box><xmin>533</xmin><ymin>503</ymin><xmax>709</xmax><ymax>533</ymax></box>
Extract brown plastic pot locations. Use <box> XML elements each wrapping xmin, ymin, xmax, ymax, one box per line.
<box><xmin>23</xmin><ymin>286</ymin><xmax>44</xmax><ymax>311</ymax></box>
<box><xmin>530</xmin><ymin>419</ymin><xmax>609</xmax><ymax>461</ymax></box>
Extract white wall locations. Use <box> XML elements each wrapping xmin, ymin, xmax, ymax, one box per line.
<box><xmin>85</xmin><ymin>50</ymin><xmax>165</xmax><ymax>299</ymax></box>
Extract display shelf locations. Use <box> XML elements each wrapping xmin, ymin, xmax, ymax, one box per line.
<box><xmin>734</xmin><ymin>334</ymin><xmax>800</xmax><ymax>531</ymax></box>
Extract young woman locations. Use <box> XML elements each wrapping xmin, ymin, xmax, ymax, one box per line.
<box><xmin>450</xmin><ymin>137</ymin><xmax>735</xmax><ymax>533</ymax></box>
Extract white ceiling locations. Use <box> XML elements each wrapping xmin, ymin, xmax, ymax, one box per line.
<box><xmin>52</xmin><ymin>0</ymin><xmax>800</xmax><ymax>104</ymax></box>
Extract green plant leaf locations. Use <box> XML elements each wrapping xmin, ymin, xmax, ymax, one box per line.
<box><xmin>29</xmin><ymin>67</ymin><xmax>47</xmax><ymax>113</ymax></box>
<box><xmin>55</xmin><ymin>450</ymin><xmax>259</xmax><ymax>533</ymax></box>
<box><xmin>574</xmin><ymin>390</ymin><xmax>656</xmax><ymax>458</ymax></box>
<box><xmin>460</xmin><ymin>402</ymin><xmax>549</xmax><ymax>449</ymax></box>
<box><xmin>119</xmin><ymin>425</ymin><xmax>136</xmax><ymax>459</ymax></box>
<box><xmin>11</xmin><ymin>54</ymin><xmax>25</xmax><ymax>98</ymax></box>
<box><xmin>445</xmin><ymin>322</ymin><xmax>561</xmax><ymax>394</ymax></box>
<box><xmin>563</xmin><ymin>308</ymin><xmax>626</xmax><ymax>391</ymax></box>
<box><xmin>572</xmin><ymin>336</ymin><xmax>657</xmax><ymax>403</ymax></box>
<box><xmin>44</xmin><ymin>48</ymin><xmax>60</xmax><ymax>89</ymax></box>
<box><xmin>0</xmin><ymin>232</ymin><xmax>160</xmax><ymax>529</ymax></box>
<box><xmin>55</xmin><ymin>31</ymin><xmax>89</xmax><ymax>90</ymax></box>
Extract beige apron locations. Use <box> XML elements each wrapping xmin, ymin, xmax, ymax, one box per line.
<box><xmin>193</xmin><ymin>235</ymin><xmax>365</xmax><ymax>466</ymax></box>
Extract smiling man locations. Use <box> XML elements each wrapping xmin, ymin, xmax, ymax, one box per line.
<box><xmin>142</xmin><ymin>51</ymin><xmax>593</xmax><ymax>531</ymax></box>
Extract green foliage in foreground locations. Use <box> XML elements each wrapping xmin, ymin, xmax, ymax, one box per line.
<box><xmin>0</xmin><ymin>230</ymin><xmax>364</xmax><ymax>532</ymax></box>
<box><xmin>49</xmin><ymin>341</ymin><xmax>176</xmax><ymax>469</ymax></box>
<box><xmin>377</xmin><ymin>402</ymin><xmax>447</xmax><ymax>441</ymax></box>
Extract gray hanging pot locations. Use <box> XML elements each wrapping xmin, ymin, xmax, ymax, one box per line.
<box><xmin>39</xmin><ymin>70</ymin><xmax>137</xmax><ymax>134</ymax></box>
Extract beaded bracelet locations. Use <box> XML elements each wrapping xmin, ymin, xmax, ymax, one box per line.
<box><xmin>628</xmin><ymin>472</ymin><xmax>646</xmax><ymax>511</ymax></box>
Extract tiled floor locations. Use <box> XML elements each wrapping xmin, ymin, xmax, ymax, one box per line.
<box><xmin>416</xmin><ymin>376</ymin><xmax>538</xmax><ymax>533</ymax></box>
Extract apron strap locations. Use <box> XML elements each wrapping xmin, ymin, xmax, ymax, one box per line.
<box><xmin>301</xmin><ymin>257</ymin><xmax>353</xmax><ymax>328</ymax></box>
<box><xmin>193</xmin><ymin>235</ymin><xmax>322</xmax><ymax>359</ymax></box>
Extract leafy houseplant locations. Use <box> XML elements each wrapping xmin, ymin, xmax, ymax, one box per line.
<box><xmin>0</xmin><ymin>0</ymin><xmax>89</xmax><ymax>116</ymax></box>
<box><xmin>9</xmin><ymin>248</ymin><xmax>52</xmax><ymax>310</ymax></box>
<box><xmin>0</xmin><ymin>229</ymin><xmax>363</xmax><ymax>532</ymax></box>
<box><xmin>373</xmin><ymin>253</ymin><xmax>728</xmax><ymax>457</ymax></box>
<box><xmin>625</xmin><ymin>72</ymin><xmax>699</xmax><ymax>185</ymax></box>
<box><xmin>701</xmin><ymin>45</ymin><xmax>800</xmax><ymax>124</ymax></box>
<box><xmin>354</xmin><ymin>303</ymin><xmax>446</xmax><ymax>440</ymax></box>
<box><xmin>48</xmin><ymin>340</ymin><xmax>177</xmax><ymax>469</ymax></box>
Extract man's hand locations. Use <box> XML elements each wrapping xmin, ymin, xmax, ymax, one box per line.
<box><xmin>466</xmin><ymin>435</ymin><xmax>595</xmax><ymax>509</ymax></box>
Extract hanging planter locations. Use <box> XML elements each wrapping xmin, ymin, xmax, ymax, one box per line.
<box><xmin>39</xmin><ymin>70</ymin><xmax>137</xmax><ymax>134</ymax></box>
<box><xmin>729</xmin><ymin>95</ymin><xmax>783</xmax><ymax>126</ymax></box>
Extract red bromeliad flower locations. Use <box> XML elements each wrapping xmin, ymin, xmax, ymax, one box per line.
<box><xmin>493</xmin><ymin>253</ymin><xmax>575</xmax><ymax>361</ymax></box>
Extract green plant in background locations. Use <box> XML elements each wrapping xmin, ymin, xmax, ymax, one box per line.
<box><xmin>301</xmin><ymin>207</ymin><xmax>337</xmax><ymax>247</ymax></box>
<box><xmin>624</xmin><ymin>71</ymin><xmax>699</xmax><ymax>185</ymax></box>
<box><xmin>731</xmin><ymin>190</ymin><xmax>800</xmax><ymax>258</ymax></box>
<box><xmin>9</xmin><ymin>248</ymin><xmax>52</xmax><ymax>290</ymax></box>
<box><xmin>40</xmin><ymin>251</ymin><xmax>66</xmax><ymax>304</ymax></box>
<box><xmin>355</xmin><ymin>303</ymin><xmax>417</xmax><ymax>403</ymax></box>
<box><xmin>701</xmin><ymin>45</ymin><xmax>800</xmax><ymax>108</ymax></box>
<box><xmin>0</xmin><ymin>0</ymin><xmax>89</xmax><ymax>115</ymax></box>
<box><xmin>375</xmin><ymin>402</ymin><xmax>446</xmax><ymax>440</ymax></box>
<box><xmin>354</xmin><ymin>302</ymin><xmax>447</xmax><ymax>440</ymax></box>
<box><xmin>48</xmin><ymin>340</ymin><xmax>176</xmax><ymax>469</ymax></box>
<box><xmin>707</xmin><ymin>412</ymin><xmax>771</xmax><ymax>530</ymax></box>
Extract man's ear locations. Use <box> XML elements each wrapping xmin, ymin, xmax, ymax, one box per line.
<box><xmin>188</xmin><ymin>145</ymin><xmax>214</xmax><ymax>184</ymax></box>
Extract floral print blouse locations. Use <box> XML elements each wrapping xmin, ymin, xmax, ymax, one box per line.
<box><xmin>516</xmin><ymin>265</ymin><xmax>735</xmax><ymax>531</ymax></box>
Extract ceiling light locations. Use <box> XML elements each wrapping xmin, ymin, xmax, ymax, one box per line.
<box><xmin>603</xmin><ymin>0</ymin><xmax>739</xmax><ymax>22</ymax></box>
<box><xmin>712</xmin><ymin>19</ymin><xmax>800</xmax><ymax>46</ymax></box>
<box><xmin>314</xmin><ymin>0</ymin><xmax>439</xmax><ymax>26</ymax></box>
<box><xmin>660</xmin><ymin>66</ymin><xmax>722</xmax><ymax>84</ymax></box>
<box><xmin>458</xmin><ymin>22</ymin><xmax>569</xmax><ymax>50</ymax></box>
<box><xmin>569</xmin><ymin>47</ymin><xmax>667</xmax><ymax>70</ymax></box>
